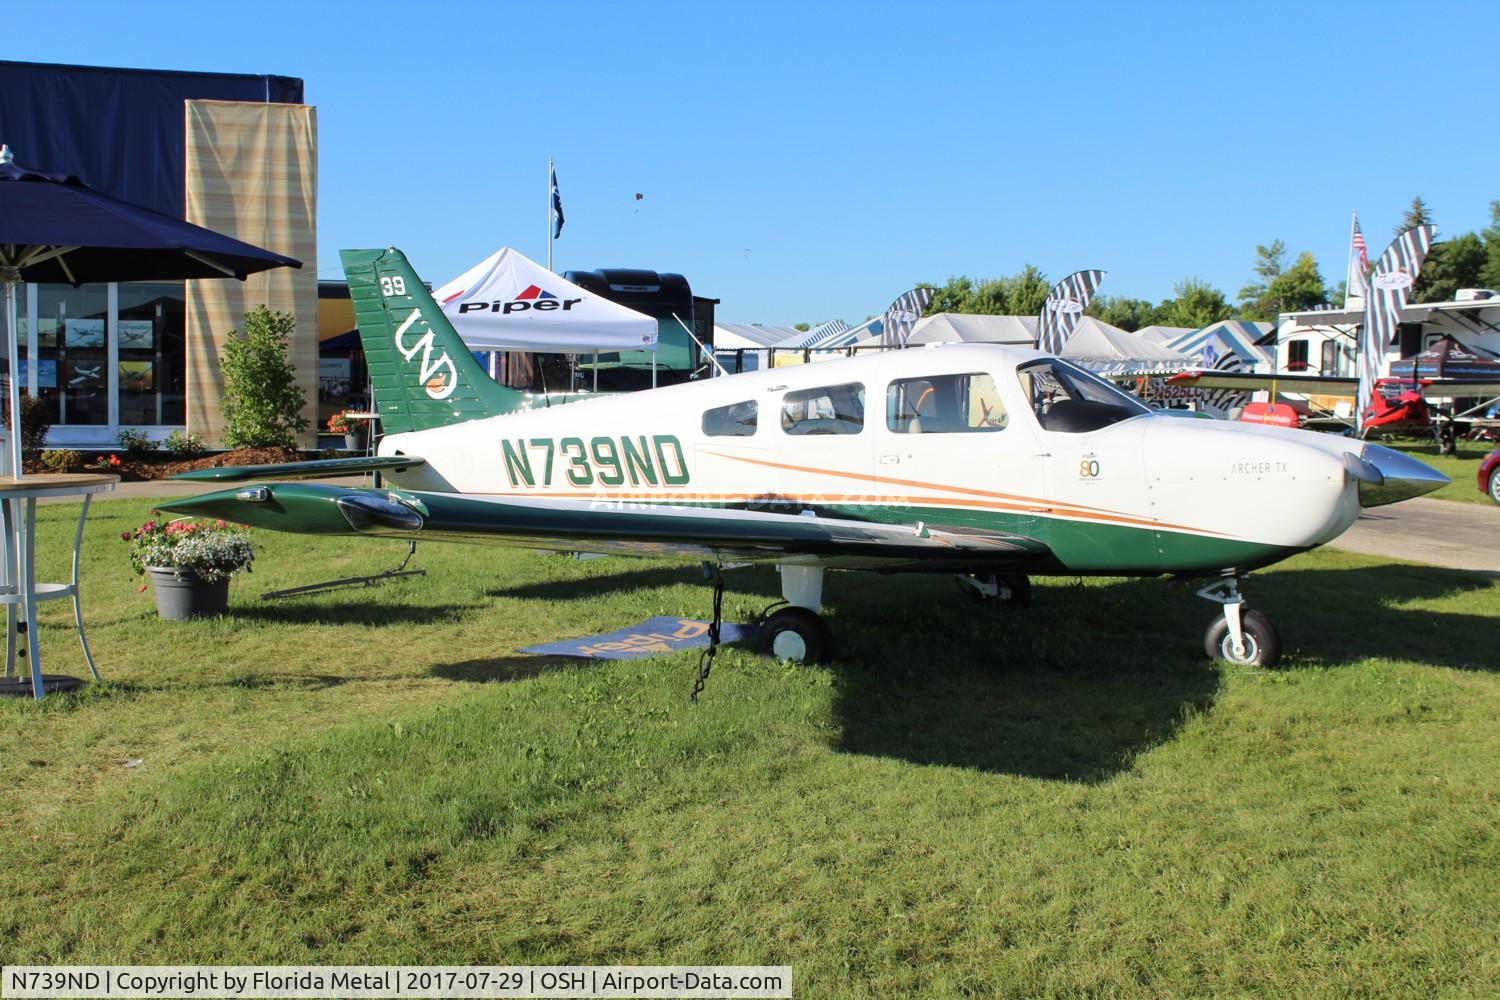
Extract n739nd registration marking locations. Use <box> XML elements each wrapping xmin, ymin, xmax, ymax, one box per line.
<box><xmin>501</xmin><ymin>435</ymin><xmax>690</xmax><ymax>488</ymax></box>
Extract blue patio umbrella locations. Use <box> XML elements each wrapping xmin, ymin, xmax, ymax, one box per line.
<box><xmin>0</xmin><ymin>144</ymin><xmax>301</xmax><ymax>476</ymax></box>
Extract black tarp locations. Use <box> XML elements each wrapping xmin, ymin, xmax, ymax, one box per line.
<box><xmin>0</xmin><ymin>60</ymin><xmax>302</xmax><ymax>218</ymax></box>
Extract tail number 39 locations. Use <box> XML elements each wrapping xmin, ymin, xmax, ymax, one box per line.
<box><xmin>380</xmin><ymin>276</ymin><xmax>407</xmax><ymax>297</ymax></box>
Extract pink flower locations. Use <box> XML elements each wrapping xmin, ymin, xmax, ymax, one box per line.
<box><xmin>120</xmin><ymin>531</ymin><xmax>131</xmax><ymax>541</ymax></box>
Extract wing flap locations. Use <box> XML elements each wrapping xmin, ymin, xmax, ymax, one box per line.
<box><xmin>1167</xmin><ymin>370</ymin><xmax>1358</xmax><ymax>396</ymax></box>
<box><xmin>171</xmin><ymin>455</ymin><xmax>427</xmax><ymax>482</ymax></box>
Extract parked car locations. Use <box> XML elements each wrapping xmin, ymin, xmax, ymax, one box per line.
<box><xmin>1480</xmin><ymin>446</ymin><xmax>1500</xmax><ymax>506</ymax></box>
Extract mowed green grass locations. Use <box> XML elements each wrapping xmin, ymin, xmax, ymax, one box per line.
<box><xmin>1390</xmin><ymin>438</ymin><xmax>1496</xmax><ymax>505</ymax></box>
<box><xmin>1</xmin><ymin>497</ymin><xmax>1498</xmax><ymax>997</ymax></box>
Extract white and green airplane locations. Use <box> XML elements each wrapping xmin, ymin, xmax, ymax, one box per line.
<box><xmin>162</xmin><ymin>248</ymin><xmax>1450</xmax><ymax>668</ymax></box>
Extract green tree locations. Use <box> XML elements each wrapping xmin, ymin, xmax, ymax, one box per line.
<box><xmin>1480</xmin><ymin>201</ymin><xmax>1500</xmax><ymax>290</ymax></box>
<box><xmin>1158</xmin><ymin>277</ymin><xmax>1235</xmax><ymax>329</ymax></box>
<box><xmin>1414</xmin><ymin>232</ymin><xmax>1486</xmax><ymax>303</ymax></box>
<box><xmin>1264</xmin><ymin>252</ymin><xmax>1328</xmax><ymax>317</ymax></box>
<box><xmin>1237</xmin><ymin>240</ymin><xmax>1286</xmax><ymax>319</ymax></box>
<box><xmin>220</xmin><ymin>305</ymin><xmax>308</xmax><ymax>450</ymax></box>
<box><xmin>1397</xmin><ymin>195</ymin><xmax>1432</xmax><ymax>236</ymax></box>
<box><xmin>1085</xmin><ymin>295</ymin><xmax>1160</xmax><ymax>332</ymax></box>
<box><xmin>793</xmin><ymin>323</ymin><xmax>810</xmax><ymax>332</ymax></box>
<box><xmin>921</xmin><ymin>265</ymin><xmax>1052</xmax><ymax>316</ymax></box>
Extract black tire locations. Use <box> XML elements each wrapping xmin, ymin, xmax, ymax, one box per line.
<box><xmin>1204</xmin><ymin>609</ymin><xmax>1282</xmax><ymax>668</ymax></box>
<box><xmin>1489</xmin><ymin>467</ymin><xmax>1500</xmax><ymax>507</ymax></box>
<box><xmin>760</xmin><ymin>606</ymin><xmax>832</xmax><ymax>664</ymax></box>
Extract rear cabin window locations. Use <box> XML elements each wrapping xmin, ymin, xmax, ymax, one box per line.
<box><xmin>702</xmin><ymin>400</ymin><xmax>758</xmax><ymax>437</ymax></box>
<box><xmin>781</xmin><ymin>383</ymin><xmax>865</xmax><ymax>435</ymax></box>
<box><xmin>887</xmin><ymin>372</ymin><xmax>1007</xmax><ymax>433</ymax></box>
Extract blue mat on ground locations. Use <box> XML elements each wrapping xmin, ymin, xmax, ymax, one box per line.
<box><xmin>521</xmin><ymin>616</ymin><xmax>761</xmax><ymax>660</ymax></box>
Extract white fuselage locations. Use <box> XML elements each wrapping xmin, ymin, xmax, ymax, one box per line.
<box><xmin>377</xmin><ymin>345</ymin><xmax>1368</xmax><ymax>575</ymax></box>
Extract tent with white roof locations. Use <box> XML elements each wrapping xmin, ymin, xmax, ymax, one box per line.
<box><xmin>1059</xmin><ymin>318</ymin><xmax>1192</xmax><ymax>374</ymax></box>
<box><xmin>433</xmin><ymin>247</ymin><xmax>657</xmax><ymax>352</ymax></box>
<box><xmin>905</xmin><ymin>313</ymin><xmax>1038</xmax><ymax>345</ymax></box>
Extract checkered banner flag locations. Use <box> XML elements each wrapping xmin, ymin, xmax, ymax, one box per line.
<box><xmin>1357</xmin><ymin>225</ymin><xmax>1435</xmax><ymax>432</ymax></box>
<box><xmin>1037</xmin><ymin>269</ymin><xmax>1106</xmax><ymax>354</ymax></box>
<box><xmin>881</xmin><ymin>287</ymin><xmax>936</xmax><ymax>347</ymax></box>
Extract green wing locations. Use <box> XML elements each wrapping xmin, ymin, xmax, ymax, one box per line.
<box><xmin>156</xmin><ymin>483</ymin><xmax>1050</xmax><ymax>572</ymax></box>
<box><xmin>171</xmin><ymin>455</ymin><xmax>427</xmax><ymax>482</ymax></box>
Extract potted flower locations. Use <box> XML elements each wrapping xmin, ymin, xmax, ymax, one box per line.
<box><xmin>327</xmin><ymin>410</ymin><xmax>366</xmax><ymax>452</ymax></box>
<box><xmin>125</xmin><ymin>518</ymin><xmax>254</xmax><ymax>620</ymax></box>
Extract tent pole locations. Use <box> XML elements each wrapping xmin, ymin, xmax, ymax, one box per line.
<box><xmin>4</xmin><ymin>279</ymin><xmax>21</xmax><ymax>479</ymax></box>
<box><xmin>652</xmin><ymin>348</ymin><xmax>657</xmax><ymax>389</ymax></box>
<box><xmin>547</xmin><ymin>157</ymin><xmax>553</xmax><ymax>274</ymax></box>
<box><xmin>592</xmin><ymin>350</ymin><xmax>598</xmax><ymax>392</ymax></box>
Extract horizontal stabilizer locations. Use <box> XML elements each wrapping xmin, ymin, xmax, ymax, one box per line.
<box><xmin>171</xmin><ymin>455</ymin><xmax>426</xmax><ymax>482</ymax></box>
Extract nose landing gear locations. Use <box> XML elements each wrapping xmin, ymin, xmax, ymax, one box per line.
<box><xmin>1197</xmin><ymin>576</ymin><xmax>1282</xmax><ymax>668</ymax></box>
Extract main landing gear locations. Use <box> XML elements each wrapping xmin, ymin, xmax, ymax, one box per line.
<box><xmin>1197</xmin><ymin>575</ymin><xmax>1282</xmax><ymax>668</ymax></box>
<box><xmin>761</xmin><ymin>566</ymin><xmax>833</xmax><ymax>665</ymax></box>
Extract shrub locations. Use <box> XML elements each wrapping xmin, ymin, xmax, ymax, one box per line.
<box><xmin>89</xmin><ymin>454</ymin><xmax>123</xmax><ymax>472</ymax></box>
<box><xmin>220</xmin><ymin>305</ymin><xmax>309</xmax><ymax>450</ymax></box>
<box><xmin>124</xmin><ymin>518</ymin><xmax>254</xmax><ymax>582</ymax></box>
<box><xmin>117</xmin><ymin>427</ymin><xmax>152</xmax><ymax>457</ymax></box>
<box><xmin>39</xmin><ymin>449</ymin><xmax>81</xmax><ymax>473</ymax></box>
<box><xmin>0</xmin><ymin>392</ymin><xmax>52</xmax><ymax>454</ymax></box>
<box><xmin>163</xmin><ymin>429</ymin><xmax>205</xmax><ymax>458</ymax></box>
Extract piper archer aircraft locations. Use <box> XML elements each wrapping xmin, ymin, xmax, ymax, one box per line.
<box><xmin>160</xmin><ymin>248</ymin><xmax>1451</xmax><ymax>669</ymax></box>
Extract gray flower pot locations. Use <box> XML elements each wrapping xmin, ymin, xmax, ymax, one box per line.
<box><xmin>146</xmin><ymin>566</ymin><xmax>230</xmax><ymax>620</ymax></box>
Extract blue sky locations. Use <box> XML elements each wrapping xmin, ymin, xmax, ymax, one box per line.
<box><xmin>10</xmin><ymin>0</ymin><xmax>1496</xmax><ymax>325</ymax></box>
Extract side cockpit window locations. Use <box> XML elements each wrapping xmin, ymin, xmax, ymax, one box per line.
<box><xmin>887</xmin><ymin>372</ymin><xmax>1008</xmax><ymax>433</ymax></box>
<box><xmin>702</xmin><ymin>400</ymin><xmax>758</xmax><ymax>437</ymax></box>
<box><xmin>781</xmin><ymin>382</ymin><xmax>865</xmax><ymax>435</ymax></box>
<box><xmin>1018</xmin><ymin>359</ymin><xmax>1149</xmax><ymax>433</ymax></box>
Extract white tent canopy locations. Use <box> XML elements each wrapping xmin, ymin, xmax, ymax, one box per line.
<box><xmin>905</xmin><ymin>313</ymin><xmax>1037</xmax><ymax>345</ymax></box>
<box><xmin>433</xmin><ymin>247</ymin><xmax>657</xmax><ymax>353</ymax></box>
<box><xmin>714</xmin><ymin>322</ymin><xmax>800</xmax><ymax>350</ymax></box>
<box><xmin>1059</xmin><ymin>318</ymin><xmax>1192</xmax><ymax>373</ymax></box>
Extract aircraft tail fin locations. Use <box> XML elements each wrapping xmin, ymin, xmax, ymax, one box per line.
<box><xmin>340</xmin><ymin>247</ymin><xmax>527</xmax><ymax>435</ymax></box>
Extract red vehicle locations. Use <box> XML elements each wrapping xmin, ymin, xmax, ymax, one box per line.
<box><xmin>1361</xmin><ymin>378</ymin><xmax>1434</xmax><ymax>437</ymax></box>
<box><xmin>1479</xmin><ymin>446</ymin><xmax>1500</xmax><ymax>506</ymax></box>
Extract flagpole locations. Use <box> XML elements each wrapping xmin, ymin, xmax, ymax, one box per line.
<box><xmin>547</xmin><ymin>157</ymin><xmax>554</xmax><ymax>273</ymax></box>
<box><xmin>1343</xmin><ymin>209</ymin><xmax>1356</xmax><ymax>310</ymax></box>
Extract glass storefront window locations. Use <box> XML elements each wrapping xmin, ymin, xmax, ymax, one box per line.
<box><xmin>35</xmin><ymin>283</ymin><xmax>109</xmax><ymax>425</ymax></box>
<box><xmin>117</xmin><ymin>282</ymin><xmax>186</xmax><ymax>426</ymax></box>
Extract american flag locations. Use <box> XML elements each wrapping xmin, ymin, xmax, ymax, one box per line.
<box><xmin>1345</xmin><ymin>211</ymin><xmax>1370</xmax><ymax>307</ymax></box>
<box><xmin>1037</xmin><ymin>269</ymin><xmax>1106</xmax><ymax>354</ymax></box>
<box><xmin>1357</xmin><ymin>224</ymin><xmax>1435</xmax><ymax>430</ymax></box>
<box><xmin>1352</xmin><ymin>219</ymin><xmax>1368</xmax><ymax>271</ymax></box>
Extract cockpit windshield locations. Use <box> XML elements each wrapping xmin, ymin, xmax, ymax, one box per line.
<box><xmin>1017</xmin><ymin>359</ymin><xmax>1151</xmax><ymax>433</ymax></box>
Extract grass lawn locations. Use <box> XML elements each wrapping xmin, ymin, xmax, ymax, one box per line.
<box><xmin>1389</xmin><ymin>438</ymin><xmax>1496</xmax><ymax>505</ymax></box>
<box><xmin>1</xmin><ymin>496</ymin><xmax>1498</xmax><ymax>997</ymax></box>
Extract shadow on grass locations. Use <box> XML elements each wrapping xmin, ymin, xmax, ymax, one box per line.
<box><xmin>825</xmin><ymin>560</ymin><xmax>1496</xmax><ymax>781</ymax></box>
<box><xmin>431</xmin><ymin>654</ymin><xmax>603</xmax><ymax>685</ymax></box>
<box><xmin>487</xmin><ymin>563</ymin><xmax>784</xmax><ymax>601</ymax></box>
<box><xmin>224</xmin><ymin>601</ymin><xmax>486</xmax><ymax>626</ymax></box>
